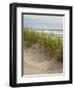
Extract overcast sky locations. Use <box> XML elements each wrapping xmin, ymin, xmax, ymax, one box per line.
<box><xmin>23</xmin><ymin>14</ymin><xmax>64</xmax><ymax>30</ymax></box>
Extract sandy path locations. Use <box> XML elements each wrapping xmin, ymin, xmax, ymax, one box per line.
<box><xmin>23</xmin><ymin>44</ymin><xmax>63</xmax><ymax>75</ymax></box>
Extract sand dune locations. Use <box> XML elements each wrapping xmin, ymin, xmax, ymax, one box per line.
<box><xmin>23</xmin><ymin>44</ymin><xmax>63</xmax><ymax>75</ymax></box>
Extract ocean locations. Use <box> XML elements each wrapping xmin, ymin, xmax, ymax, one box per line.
<box><xmin>33</xmin><ymin>29</ymin><xmax>63</xmax><ymax>37</ymax></box>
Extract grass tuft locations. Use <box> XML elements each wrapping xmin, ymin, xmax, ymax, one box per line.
<box><xmin>23</xmin><ymin>27</ymin><xmax>63</xmax><ymax>62</ymax></box>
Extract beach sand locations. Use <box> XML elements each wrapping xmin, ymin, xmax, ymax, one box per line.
<box><xmin>23</xmin><ymin>44</ymin><xmax>63</xmax><ymax>75</ymax></box>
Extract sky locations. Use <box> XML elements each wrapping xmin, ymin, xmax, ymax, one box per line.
<box><xmin>23</xmin><ymin>14</ymin><xmax>64</xmax><ymax>30</ymax></box>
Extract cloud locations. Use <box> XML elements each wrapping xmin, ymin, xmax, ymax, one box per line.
<box><xmin>23</xmin><ymin>14</ymin><xmax>64</xmax><ymax>30</ymax></box>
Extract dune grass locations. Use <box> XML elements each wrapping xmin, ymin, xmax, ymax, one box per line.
<box><xmin>23</xmin><ymin>27</ymin><xmax>63</xmax><ymax>61</ymax></box>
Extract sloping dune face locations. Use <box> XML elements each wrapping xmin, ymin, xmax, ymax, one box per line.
<box><xmin>23</xmin><ymin>44</ymin><xmax>63</xmax><ymax>75</ymax></box>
